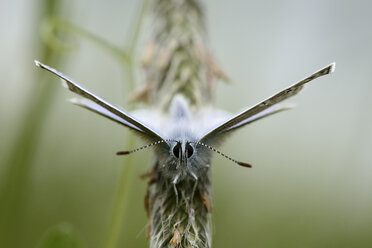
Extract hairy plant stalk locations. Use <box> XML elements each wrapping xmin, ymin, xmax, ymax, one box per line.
<box><xmin>146</xmin><ymin>163</ymin><xmax>213</xmax><ymax>248</ymax></box>
<box><xmin>136</xmin><ymin>0</ymin><xmax>226</xmax><ymax>247</ymax></box>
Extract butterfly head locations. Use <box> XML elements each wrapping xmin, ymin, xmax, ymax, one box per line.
<box><xmin>117</xmin><ymin>135</ymin><xmax>251</xmax><ymax>184</ymax></box>
<box><xmin>160</xmin><ymin>139</ymin><xmax>209</xmax><ymax>183</ymax></box>
<box><xmin>171</xmin><ymin>141</ymin><xmax>194</xmax><ymax>164</ymax></box>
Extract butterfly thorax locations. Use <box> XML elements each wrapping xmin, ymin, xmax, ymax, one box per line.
<box><xmin>151</xmin><ymin>96</ymin><xmax>211</xmax><ymax>183</ymax></box>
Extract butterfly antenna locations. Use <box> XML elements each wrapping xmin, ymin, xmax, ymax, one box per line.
<box><xmin>195</xmin><ymin>142</ymin><xmax>252</xmax><ymax>168</ymax></box>
<box><xmin>117</xmin><ymin>140</ymin><xmax>165</xmax><ymax>156</ymax></box>
<box><xmin>116</xmin><ymin>139</ymin><xmax>179</xmax><ymax>156</ymax></box>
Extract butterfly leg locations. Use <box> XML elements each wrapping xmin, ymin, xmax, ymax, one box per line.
<box><xmin>191</xmin><ymin>176</ymin><xmax>198</xmax><ymax>203</ymax></box>
<box><xmin>172</xmin><ymin>175</ymin><xmax>180</xmax><ymax>206</ymax></box>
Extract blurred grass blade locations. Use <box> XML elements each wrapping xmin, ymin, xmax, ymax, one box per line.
<box><xmin>40</xmin><ymin>17</ymin><xmax>131</xmax><ymax>64</ymax></box>
<box><xmin>37</xmin><ymin>223</ymin><xmax>84</xmax><ymax>248</ymax></box>
<box><xmin>0</xmin><ymin>0</ymin><xmax>64</xmax><ymax>247</ymax></box>
<box><xmin>103</xmin><ymin>1</ymin><xmax>150</xmax><ymax>248</ymax></box>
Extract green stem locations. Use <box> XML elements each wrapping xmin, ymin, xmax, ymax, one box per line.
<box><xmin>41</xmin><ymin>17</ymin><xmax>131</xmax><ymax>64</ymax></box>
<box><xmin>103</xmin><ymin>1</ymin><xmax>149</xmax><ymax>248</ymax></box>
<box><xmin>103</xmin><ymin>134</ymin><xmax>136</xmax><ymax>248</ymax></box>
<box><xmin>0</xmin><ymin>0</ymin><xmax>63</xmax><ymax>247</ymax></box>
<box><xmin>0</xmin><ymin>61</ymin><xmax>59</xmax><ymax>247</ymax></box>
<box><xmin>126</xmin><ymin>0</ymin><xmax>150</xmax><ymax>53</ymax></box>
<box><xmin>125</xmin><ymin>0</ymin><xmax>151</xmax><ymax>93</ymax></box>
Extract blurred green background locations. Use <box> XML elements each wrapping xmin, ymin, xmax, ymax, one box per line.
<box><xmin>1</xmin><ymin>0</ymin><xmax>372</xmax><ymax>247</ymax></box>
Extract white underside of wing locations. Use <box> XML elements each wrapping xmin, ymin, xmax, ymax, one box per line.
<box><xmin>70</xmin><ymin>98</ymin><xmax>144</xmax><ymax>132</ymax></box>
<box><xmin>131</xmin><ymin>107</ymin><xmax>232</xmax><ymax>140</ymax></box>
<box><xmin>35</xmin><ymin>60</ymin><xmax>168</xmax><ymax>143</ymax></box>
<box><xmin>193</xmin><ymin>108</ymin><xmax>232</xmax><ymax>137</ymax></box>
<box><xmin>35</xmin><ymin>60</ymin><xmax>335</xmax><ymax>146</ymax></box>
<box><xmin>225</xmin><ymin>104</ymin><xmax>293</xmax><ymax>131</ymax></box>
<box><xmin>197</xmin><ymin>63</ymin><xmax>335</xmax><ymax>143</ymax></box>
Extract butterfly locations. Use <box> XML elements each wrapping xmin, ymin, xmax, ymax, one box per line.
<box><xmin>35</xmin><ymin>60</ymin><xmax>335</xmax><ymax>184</ymax></box>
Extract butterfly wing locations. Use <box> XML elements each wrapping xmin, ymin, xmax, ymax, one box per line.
<box><xmin>35</xmin><ymin>60</ymin><xmax>168</xmax><ymax>144</ymax></box>
<box><xmin>198</xmin><ymin>63</ymin><xmax>335</xmax><ymax>143</ymax></box>
<box><xmin>224</xmin><ymin>104</ymin><xmax>293</xmax><ymax>132</ymax></box>
<box><xmin>69</xmin><ymin>98</ymin><xmax>143</xmax><ymax>132</ymax></box>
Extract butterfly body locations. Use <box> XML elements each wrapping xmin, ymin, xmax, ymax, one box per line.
<box><xmin>34</xmin><ymin>60</ymin><xmax>335</xmax><ymax>185</ymax></box>
<box><xmin>136</xmin><ymin>95</ymin><xmax>218</xmax><ymax>183</ymax></box>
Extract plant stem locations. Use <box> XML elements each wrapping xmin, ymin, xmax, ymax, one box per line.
<box><xmin>142</xmin><ymin>0</ymin><xmax>221</xmax><ymax>247</ymax></box>
<box><xmin>0</xmin><ymin>0</ymin><xmax>63</xmax><ymax>247</ymax></box>
<box><xmin>41</xmin><ymin>17</ymin><xmax>131</xmax><ymax>64</ymax></box>
<box><xmin>103</xmin><ymin>2</ymin><xmax>150</xmax><ymax>248</ymax></box>
<box><xmin>103</xmin><ymin>134</ymin><xmax>136</xmax><ymax>248</ymax></box>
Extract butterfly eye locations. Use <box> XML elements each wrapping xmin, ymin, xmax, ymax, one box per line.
<box><xmin>186</xmin><ymin>143</ymin><xmax>193</xmax><ymax>158</ymax></box>
<box><xmin>173</xmin><ymin>143</ymin><xmax>181</xmax><ymax>158</ymax></box>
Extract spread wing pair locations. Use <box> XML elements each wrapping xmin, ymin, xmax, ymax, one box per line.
<box><xmin>35</xmin><ymin>61</ymin><xmax>335</xmax><ymax>146</ymax></box>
